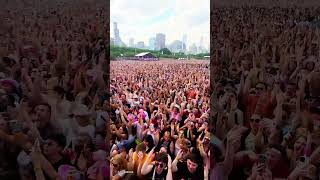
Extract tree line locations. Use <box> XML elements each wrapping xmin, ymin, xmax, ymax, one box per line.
<box><xmin>110</xmin><ymin>45</ymin><xmax>209</xmax><ymax>60</ymax></box>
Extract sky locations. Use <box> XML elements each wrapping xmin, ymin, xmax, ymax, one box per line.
<box><xmin>110</xmin><ymin>0</ymin><xmax>210</xmax><ymax>50</ymax></box>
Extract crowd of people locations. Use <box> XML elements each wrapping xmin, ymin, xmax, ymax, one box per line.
<box><xmin>109</xmin><ymin>60</ymin><xmax>210</xmax><ymax>179</ymax></box>
<box><xmin>5</xmin><ymin>0</ymin><xmax>320</xmax><ymax>179</ymax></box>
<box><xmin>0</xmin><ymin>0</ymin><xmax>109</xmax><ymax>179</ymax></box>
<box><xmin>211</xmin><ymin>5</ymin><xmax>320</xmax><ymax>180</ymax></box>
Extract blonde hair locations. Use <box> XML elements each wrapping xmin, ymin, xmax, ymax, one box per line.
<box><xmin>111</xmin><ymin>154</ymin><xmax>128</xmax><ymax>170</ymax></box>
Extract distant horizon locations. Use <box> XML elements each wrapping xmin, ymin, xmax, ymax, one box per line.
<box><xmin>110</xmin><ymin>0</ymin><xmax>210</xmax><ymax>50</ymax></box>
<box><xmin>111</xmin><ymin>44</ymin><xmax>209</xmax><ymax>55</ymax></box>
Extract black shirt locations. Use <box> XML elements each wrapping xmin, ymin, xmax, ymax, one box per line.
<box><xmin>146</xmin><ymin>166</ymin><xmax>168</xmax><ymax>180</ymax></box>
<box><xmin>175</xmin><ymin>161</ymin><xmax>204</xmax><ymax>180</ymax></box>
<box><xmin>52</xmin><ymin>156</ymin><xmax>71</xmax><ymax>171</ymax></box>
<box><xmin>45</xmin><ymin>156</ymin><xmax>71</xmax><ymax>180</ymax></box>
<box><xmin>183</xmin><ymin>129</ymin><xmax>197</xmax><ymax>147</ymax></box>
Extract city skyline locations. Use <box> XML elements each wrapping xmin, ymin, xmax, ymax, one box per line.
<box><xmin>110</xmin><ymin>0</ymin><xmax>209</xmax><ymax>50</ymax></box>
<box><xmin>112</xmin><ymin>22</ymin><xmax>208</xmax><ymax>53</ymax></box>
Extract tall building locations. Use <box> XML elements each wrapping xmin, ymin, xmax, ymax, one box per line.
<box><xmin>189</xmin><ymin>43</ymin><xmax>197</xmax><ymax>54</ymax></box>
<box><xmin>149</xmin><ymin>37</ymin><xmax>156</xmax><ymax>50</ymax></box>
<box><xmin>129</xmin><ymin>38</ymin><xmax>134</xmax><ymax>47</ymax></box>
<box><xmin>182</xmin><ymin>34</ymin><xmax>187</xmax><ymax>52</ymax></box>
<box><xmin>110</xmin><ymin>38</ymin><xmax>115</xmax><ymax>46</ymax></box>
<box><xmin>198</xmin><ymin>36</ymin><xmax>206</xmax><ymax>53</ymax></box>
<box><xmin>136</xmin><ymin>41</ymin><xmax>145</xmax><ymax>49</ymax></box>
<box><xmin>198</xmin><ymin>46</ymin><xmax>204</xmax><ymax>54</ymax></box>
<box><xmin>155</xmin><ymin>33</ymin><xmax>166</xmax><ymax>50</ymax></box>
<box><xmin>169</xmin><ymin>40</ymin><xmax>184</xmax><ymax>53</ymax></box>
<box><xmin>113</xmin><ymin>22</ymin><xmax>124</xmax><ymax>46</ymax></box>
<box><xmin>200</xmin><ymin>36</ymin><xmax>204</xmax><ymax>48</ymax></box>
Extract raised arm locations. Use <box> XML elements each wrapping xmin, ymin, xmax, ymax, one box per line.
<box><xmin>30</xmin><ymin>140</ymin><xmax>47</xmax><ymax>180</ymax></box>
<box><xmin>223</xmin><ymin>127</ymin><xmax>245</xmax><ymax>177</ymax></box>
<box><xmin>166</xmin><ymin>155</ymin><xmax>173</xmax><ymax>180</ymax></box>
<box><xmin>29</xmin><ymin>74</ymin><xmax>45</xmax><ymax>104</ymax></box>
<box><xmin>141</xmin><ymin>147</ymin><xmax>156</xmax><ymax>175</ymax></box>
<box><xmin>171</xmin><ymin>150</ymin><xmax>183</xmax><ymax>173</ymax></box>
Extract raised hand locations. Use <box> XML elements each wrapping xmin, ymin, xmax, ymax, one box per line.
<box><xmin>167</xmin><ymin>154</ymin><xmax>172</xmax><ymax>169</ymax></box>
<box><xmin>137</xmin><ymin>151</ymin><xmax>144</xmax><ymax>161</ymax></box>
<box><xmin>226</xmin><ymin>126</ymin><xmax>247</xmax><ymax>149</ymax></box>
<box><xmin>288</xmin><ymin>162</ymin><xmax>309</xmax><ymax>180</ymax></box>
<box><xmin>175</xmin><ymin>149</ymin><xmax>183</xmax><ymax>160</ymax></box>
<box><xmin>30</xmin><ymin>138</ymin><xmax>42</xmax><ymax>167</ymax></box>
<box><xmin>276</xmin><ymin>92</ymin><xmax>285</xmax><ymax>105</ymax></box>
<box><xmin>77</xmin><ymin>152</ymin><xmax>87</xmax><ymax>171</ymax></box>
<box><xmin>250</xmin><ymin>163</ymin><xmax>266</xmax><ymax>180</ymax></box>
<box><xmin>128</xmin><ymin>148</ymin><xmax>134</xmax><ymax>159</ymax></box>
<box><xmin>170</xmin><ymin>123</ymin><xmax>175</xmax><ymax>130</ymax></box>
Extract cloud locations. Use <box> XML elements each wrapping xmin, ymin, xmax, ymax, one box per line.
<box><xmin>111</xmin><ymin>0</ymin><xmax>209</xmax><ymax>49</ymax></box>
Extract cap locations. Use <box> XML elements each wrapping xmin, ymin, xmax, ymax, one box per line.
<box><xmin>117</xmin><ymin>144</ymin><xmax>125</xmax><ymax>151</ymax></box>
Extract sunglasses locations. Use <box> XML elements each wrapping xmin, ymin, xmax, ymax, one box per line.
<box><xmin>155</xmin><ymin>162</ymin><xmax>164</xmax><ymax>168</ymax></box>
<box><xmin>112</xmin><ymin>163</ymin><xmax>119</xmax><ymax>168</ymax></box>
<box><xmin>44</xmin><ymin>141</ymin><xmax>55</xmax><ymax>146</ymax></box>
<box><xmin>256</xmin><ymin>87</ymin><xmax>264</xmax><ymax>91</ymax></box>
<box><xmin>249</xmin><ymin>90</ymin><xmax>256</xmax><ymax>95</ymax></box>
<box><xmin>250</xmin><ymin>118</ymin><xmax>261</xmax><ymax>123</ymax></box>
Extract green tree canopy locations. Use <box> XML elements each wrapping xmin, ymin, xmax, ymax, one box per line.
<box><xmin>160</xmin><ymin>48</ymin><xmax>172</xmax><ymax>55</ymax></box>
<box><xmin>110</xmin><ymin>45</ymin><xmax>209</xmax><ymax>60</ymax></box>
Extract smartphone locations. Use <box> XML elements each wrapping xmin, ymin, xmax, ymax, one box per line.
<box><xmin>258</xmin><ymin>154</ymin><xmax>267</xmax><ymax>164</ymax></box>
<box><xmin>299</xmin><ymin>156</ymin><xmax>306</xmax><ymax>163</ymax></box>
<box><xmin>299</xmin><ymin>156</ymin><xmax>309</xmax><ymax>163</ymax></box>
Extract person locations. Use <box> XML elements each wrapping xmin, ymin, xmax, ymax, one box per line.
<box><xmin>212</xmin><ymin>3</ymin><xmax>320</xmax><ymax>180</ymax></box>
<box><xmin>33</xmin><ymin>103</ymin><xmax>59</xmax><ymax>139</ymax></box>
<box><xmin>110</xmin><ymin>154</ymin><xmax>129</xmax><ymax>180</ymax></box>
<box><xmin>141</xmin><ymin>149</ymin><xmax>173</xmax><ymax>180</ymax></box>
<box><xmin>172</xmin><ymin>151</ymin><xmax>205</xmax><ymax>180</ymax></box>
<box><xmin>110</xmin><ymin>60</ymin><xmax>210</xmax><ymax>179</ymax></box>
<box><xmin>0</xmin><ymin>0</ymin><xmax>108</xmax><ymax>179</ymax></box>
<box><xmin>42</xmin><ymin>134</ymin><xmax>71</xmax><ymax>171</ymax></box>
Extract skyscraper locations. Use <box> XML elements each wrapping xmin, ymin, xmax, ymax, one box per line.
<box><xmin>155</xmin><ymin>33</ymin><xmax>166</xmax><ymax>50</ymax></box>
<box><xmin>169</xmin><ymin>40</ymin><xmax>184</xmax><ymax>53</ymax></box>
<box><xmin>136</xmin><ymin>41</ymin><xmax>145</xmax><ymax>49</ymax></box>
<box><xmin>149</xmin><ymin>37</ymin><xmax>156</xmax><ymax>50</ymax></box>
<box><xmin>129</xmin><ymin>38</ymin><xmax>134</xmax><ymax>47</ymax></box>
<box><xmin>189</xmin><ymin>43</ymin><xmax>197</xmax><ymax>54</ymax></box>
<box><xmin>200</xmin><ymin>36</ymin><xmax>204</xmax><ymax>48</ymax></box>
<box><xmin>110</xmin><ymin>38</ymin><xmax>115</xmax><ymax>46</ymax></box>
<box><xmin>113</xmin><ymin>22</ymin><xmax>124</xmax><ymax>46</ymax></box>
<box><xmin>182</xmin><ymin>34</ymin><xmax>187</xmax><ymax>52</ymax></box>
<box><xmin>198</xmin><ymin>36</ymin><xmax>205</xmax><ymax>53</ymax></box>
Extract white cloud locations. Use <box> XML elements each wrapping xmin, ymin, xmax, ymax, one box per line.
<box><xmin>110</xmin><ymin>0</ymin><xmax>209</xmax><ymax>49</ymax></box>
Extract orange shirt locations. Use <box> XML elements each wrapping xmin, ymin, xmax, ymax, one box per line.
<box><xmin>132</xmin><ymin>152</ymin><xmax>152</xmax><ymax>171</ymax></box>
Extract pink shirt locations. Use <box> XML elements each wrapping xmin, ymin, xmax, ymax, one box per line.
<box><xmin>170</xmin><ymin>112</ymin><xmax>181</xmax><ymax>122</ymax></box>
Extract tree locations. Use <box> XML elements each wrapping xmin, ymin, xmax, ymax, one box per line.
<box><xmin>160</xmin><ymin>48</ymin><xmax>172</xmax><ymax>55</ymax></box>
